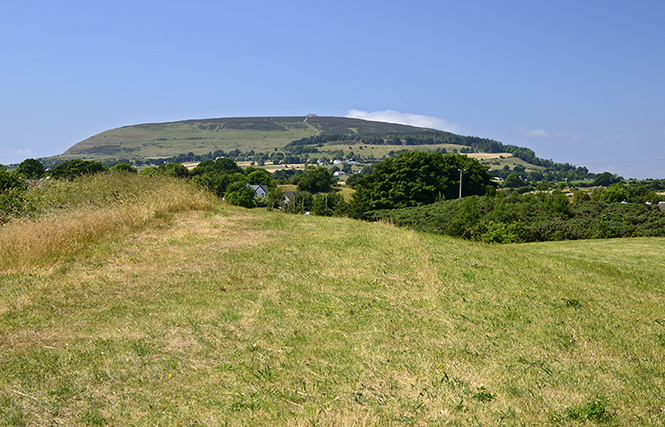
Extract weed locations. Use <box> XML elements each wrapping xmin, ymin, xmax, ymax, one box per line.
<box><xmin>472</xmin><ymin>386</ymin><xmax>495</xmax><ymax>403</ymax></box>
<box><xmin>562</xmin><ymin>298</ymin><xmax>581</xmax><ymax>310</ymax></box>
<box><xmin>657</xmin><ymin>333</ymin><xmax>665</xmax><ymax>347</ymax></box>
<box><xmin>566</xmin><ymin>395</ymin><xmax>611</xmax><ymax>422</ymax></box>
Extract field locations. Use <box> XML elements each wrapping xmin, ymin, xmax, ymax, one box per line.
<box><xmin>321</xmin><ymin>143</ymin><xmax>539</xmax><ymax>172</ymax></box>
<box><xmin>1</xmin><ymin>174</ymin><xmax>664</xmax><ymax>426</ymax></box>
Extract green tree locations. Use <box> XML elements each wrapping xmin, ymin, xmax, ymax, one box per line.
<box><xmin>157</xmin><ymin>163</ymin><xmax>189</xmax><ymax>178</ymax></box>
<box><xmin>139</xmin><ymin>167</ymin><xmax>160</xmax><ymax>176</ymax></box>
<box><xmin>214</xmin><ymin>172</ymin><xmax>248</xmax><ymax>197</ymax></box>
<box><xmin>285</xmin><ymin>191</ymin><xmax>313</xmax><ymax>213</ymax></box>
<box><xmin>312</xmin><ymin>192</ymin><xmax>346</xmax><ymax>216</ymax></box>
<box><xmin>224</xmin><ymin>182</ymin><xmax>256</xmax><ymax>208</ymax></box>
<box><xmin>214</xmin><ymin>158</ymin><xmax>243</xmax><ymax>175</ymax></box>
<box><xmin>593</xmin><ymin>172</ymin><xmax>622</xmax><ymax>187</ymax></box>
<box><xmin>351</xmin><ymin>152</ymin><xmax>494</xmax><ymax>216</ymax></box>
<box><xmin>297</xmin><ymin>166</ymin><xmax>333</xmax><ymax>194</ymax></box>
<box><xmin>544</xmin><ymin>190</ymin><xmax>572</xmax><ymax>218</ymax></box>
<box><xmin>247</xmin><ymin>169</ymin><xmax>272</xmax><ymax>186</ymax></box>
<box><xmin>266</xmin><ymin>187</ymin><xmax>285</xmax><ymax>210</ymax></box>
<box><xmin>601</xmin><ymin>183</ymin><xmax>630</xmax><ymax>203</ymax></box>
<box><xmin>110</xmin><ymin>163</ymin><xmax>138</xmax><ymax>173</ymax></box>
<box><xmin>16</xmin><ymin>158</ymin><xmax>45</xmax><ymax>179</ymax></box>
<box><xmin>50</xmin><ymin>160</ymin><xmax>108</xmax><ymax>180</ymax></box>
<box><xmin>503</xmin><ymin>173</ymin><xmax>525</xmax><ymax>188</ymax></box>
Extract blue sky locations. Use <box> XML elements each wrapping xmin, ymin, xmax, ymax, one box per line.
<box><xmin>1</xmin><ymin>0</ymin><xmax>664</xmax><ymax>179</ymax></box>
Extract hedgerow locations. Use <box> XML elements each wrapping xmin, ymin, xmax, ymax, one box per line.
<box><xmin>369</xmin><ymin>192</ymin><xmax>665</xmax><ymax>243</ymax></box>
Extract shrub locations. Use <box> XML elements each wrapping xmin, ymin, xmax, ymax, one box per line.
<box><xmin>110</xmin><ymin>163</ymin><xmax>138</xmax><ymax>173</ymax></box>
<box><xmin>50</xmin><ymin>160</ymin><xmax>108</xmax><ymax>180</ymax></box>
<box><xmin>224</xmin><ymin>182</ymin><xmax>256</xmax><ymax>208</ymax></box>
<box><xmin>369</xmin><ymin>192</ymin><xmax>665</xmax><ymax>243</ymax></box>
<box><xmin>16</xmin><ymin>158</ymin><xmax>45</xmax><ymax>179</ymax></box>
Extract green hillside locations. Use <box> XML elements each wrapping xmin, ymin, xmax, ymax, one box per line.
<box><xmin>1</xmin><ymin>173</ymin><xmax>664</xmax><ymax>425</ymax></box>
<box><xmin>44</xmin><ymin>115</ymin><xmax>596</xmax><ymax>182</ymax></box>
<box><xmin>59</xmin><ymin>116</ymin><xmax>435</xmax><ymax>161</ymax></box>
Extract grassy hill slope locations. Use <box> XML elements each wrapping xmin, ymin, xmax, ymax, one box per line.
<box><xmin>59</xmin><ymin>116</ymin><xmax>435</xmax><ymax>161</ymax></box>
<box><xmin>1</xmin><ymin>174</ymin><xmax>664</xmax><ymax>426</ymax></box>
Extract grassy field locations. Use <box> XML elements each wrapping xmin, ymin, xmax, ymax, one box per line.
<box><xmin>1</xmin><ymin>174</ymin><xmax>664</xmax><ymax>426</ymax></box>
<box><xmin>321</xmin><ymin>143</ymin><xmax>540</xmax><ymax>172</ymax></box>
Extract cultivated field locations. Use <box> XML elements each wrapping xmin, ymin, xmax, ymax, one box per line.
<box><xmin>1</xmin><ymin>174</ymin><xmax>664</xmax><ymax>426</ymax></box>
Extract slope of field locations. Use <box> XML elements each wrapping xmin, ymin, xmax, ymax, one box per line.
<box><xmin>1</xmin><ymin>175</ymin><xmax>664</xmax><ymax>425</ymax></box>
<box><xmin>59</xmin><ymin>116</ymin><xmax>434</xmax><ymax>161</ymax></box>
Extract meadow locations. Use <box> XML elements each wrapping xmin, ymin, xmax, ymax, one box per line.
<box><xmin>1</xmin><ymin>174</ymin><xmax>664</xmax><ymax>426</ymax></box>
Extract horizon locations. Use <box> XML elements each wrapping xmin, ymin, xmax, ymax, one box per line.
<box><xmin>1</xmin><ymin>1</ymin><xmax>664</xmax><ymax>179</ymax></box>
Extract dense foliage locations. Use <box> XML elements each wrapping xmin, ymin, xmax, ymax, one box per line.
<box><xmin>295</xmin><ymin>166</ymin><xmax>333</xmax><ymax>194</ymax></box>
<box><xmin>284</xmin><ymin>131</ymin><xmax>596</xmax><ymax>180</ymax></box>
<box><xmin>0</xmin><ymin>168</ymin><xmax>29</xmax><ymax>222</ymax></box>
<box><xmin>350</xmin><ymin>152</ymin><xmax>495</xmax><ymax>217</ymax></box>
<box><xmin>16</xmin><ymin>158</ymin><xmax>45</xmax><ymax>179</ymax></box>
<box><xmin>370</xmin><ymin>191</ymin><xmax>665</xmax><ymax>243</ymax></box>
<box><xmin>5</xmin><ymin>157</ymin><xmax>664</xmax><ymax>244</ymax></box>
<box><xmin>50</xmin><ymin>159</ymin><xmax>108</xmax><ymax>180</ymax></box>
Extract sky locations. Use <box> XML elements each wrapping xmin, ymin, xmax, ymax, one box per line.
<box><xmin>1</xmin><ymin>0</ymin><xmax>664</xmax><ymax>179</ymax></box>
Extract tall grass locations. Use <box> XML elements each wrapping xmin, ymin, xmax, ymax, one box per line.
<box><xmin>0</xmin><ymin>172</ymin><xmax>214</xmax><ymax>270</ymax></box>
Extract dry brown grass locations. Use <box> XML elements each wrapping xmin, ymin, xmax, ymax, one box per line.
<box><xmin>0</xmin><ymin>172</ymin><xmax>215</xmax><ymax>271</ymax></box>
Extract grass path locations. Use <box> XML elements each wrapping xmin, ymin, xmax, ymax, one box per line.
<box><xmin>1</xmin><ymin>204</ymin><xmax>664</xmax><ymax>425</ymax></box>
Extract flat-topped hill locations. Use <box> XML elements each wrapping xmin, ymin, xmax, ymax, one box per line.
<box><xmin>61</xmin><ymin>116</ymin><xmax>436</xmax><ymax>161</ymax></box>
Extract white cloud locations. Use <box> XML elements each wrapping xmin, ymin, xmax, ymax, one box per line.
<box><xmin>346</xmin><ymin>109</ymin><xmax>461</xmax><ymax>133</ymax></box>
<box><xmin>517</xmin><ymin>127</ymin><xmax>548</xmax><ymax>137</ymax></box>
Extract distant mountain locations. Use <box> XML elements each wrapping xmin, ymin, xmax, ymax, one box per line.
<box><xmin>49</xmin><ymin>115</ymin><xmax>592</xmax><ymax>182</ymax></box>
<box><xmin>59</xmin><ymin>116</ymin><xmax>434</xmax><ymax>161</ymax></box>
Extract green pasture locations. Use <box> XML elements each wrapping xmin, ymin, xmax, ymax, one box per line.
<box><xmin>1</xmin><ymin>175</ymin><xmax>663</xmax><ymax>425</ymax></box>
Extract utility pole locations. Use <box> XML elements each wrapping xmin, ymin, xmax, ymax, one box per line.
<box><xmin>458</xmin><ymin>168</ymin><xmax>466</xmax><ymax>199</ymax></box>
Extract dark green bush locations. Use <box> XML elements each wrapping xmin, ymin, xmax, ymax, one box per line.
<box><xmin>369</xmin><ymin>193</ymin><xmax>665</xmax><ymax>243</ymax></box>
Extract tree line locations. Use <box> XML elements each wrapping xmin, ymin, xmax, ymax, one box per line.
<box><xmin>4</xmin><ymin>154</ymin><xmax>663</xmax><ymax>243</ymax></box>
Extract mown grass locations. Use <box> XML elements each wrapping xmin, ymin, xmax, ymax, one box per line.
<box><xmin>1</xmin><ymin>178</ymin><xmax>664</xmax><ymax>425</ymax></box>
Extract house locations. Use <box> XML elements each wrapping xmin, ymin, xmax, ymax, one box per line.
<box><xmin>248</xmin><ymin>184</ymin><xmax>268</xmax><ymax>198</ymax></box>
<box><xmin>333</xmin><ymin>171</ymin><xmax>346</xmax><ymax>177</ymax></box>
<box><xmin>659</xmin><ymin>201</ymin><xmax>665</xmax><ymax>212</ymax></box>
